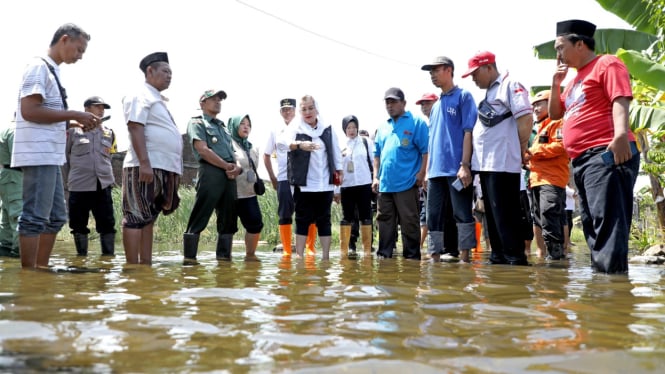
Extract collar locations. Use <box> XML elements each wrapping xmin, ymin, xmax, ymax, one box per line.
<box><xmin>143</xmin><ymin>82</ymin><xmax>169</xmax><ymax>102</ymax></box>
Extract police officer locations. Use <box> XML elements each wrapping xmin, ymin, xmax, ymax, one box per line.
<box><xmin>64</xmin><ymin>96</ymin><xmax>117</xmax><ymax>256</ymax></box>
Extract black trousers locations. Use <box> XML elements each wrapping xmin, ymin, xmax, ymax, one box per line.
<box><xmin>68</xmin><ymin>182</ymin><xmax>116</xmax><ymax>235</ymax></box>
<box><xmin>478</xmin><ymin>171</ymin><xmax>527</xmax><ymax>264</ymax></box>
<box><xmin>573</xmin><ymin>146</ymin><xmax>639</xmax><ymax>273</ymax></box>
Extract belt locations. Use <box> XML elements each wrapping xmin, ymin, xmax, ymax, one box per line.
<box><xmin>584</xmin><ymin>141</ymin><xmax>638</xmax><ymax>156</ymax></box>
<box><xmin>2</xmin><ymin>164</ymin><xmax>21</xmax><ymax>172</ymax></box>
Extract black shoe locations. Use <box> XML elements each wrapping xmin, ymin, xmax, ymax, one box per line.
<box><xmin>347</xmin><ymin>249</ymin><xmax>358</xmax><ymax>259</ymax></box>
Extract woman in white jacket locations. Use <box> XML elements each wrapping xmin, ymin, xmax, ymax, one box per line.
<box><xmin>334</xmin><ymin>115</ymin><xmax>374</xmax><ymax>257</ymax></box>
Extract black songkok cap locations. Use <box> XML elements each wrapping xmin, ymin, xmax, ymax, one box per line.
<box><xmin>139</xmin><ymin>52</ymin><xmax>169</xmax><ymax>73</ymax></box>
<box><xmin>556</xmin><ymin>19</ymin><xmax>596</xmax><ymax>37</ymax></box>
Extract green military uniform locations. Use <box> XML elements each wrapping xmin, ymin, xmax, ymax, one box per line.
<box><xmin>0</xmin><ymin>124</ymin><xmax>22</xmax><ymax>257</ymax></box>
<box><xmin>184</xmin><ymin>113</ymin><xmax>238</xmax><ymax>259</ymax></box>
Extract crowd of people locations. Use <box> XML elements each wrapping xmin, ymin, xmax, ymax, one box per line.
<box><xmin>0</xmin><ymin>18</ymin><xmax>641</xmax><ymax>274</ymax></box>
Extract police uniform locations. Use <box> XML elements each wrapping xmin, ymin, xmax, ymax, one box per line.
<box><xmin>65</xmin><ymin>123</ymin><xmax>117</xmax><ymax>255</ymax></box>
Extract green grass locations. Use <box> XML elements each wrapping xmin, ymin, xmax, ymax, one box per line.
<box><xmin>60</xmin><ymin>184</ymin><xmax>343</xmax><ymax>246</ymax></box>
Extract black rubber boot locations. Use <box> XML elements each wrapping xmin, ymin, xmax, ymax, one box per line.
<box><xmin>183</xmin><ymin>233</ymin><xmax>200</xmax><ymax>265</ymax></box>
<box><xmin>216</xmin><ymin>234</ymin><xmax>234</xmax><ymax>261</ymax></box>
<box><xmin>100</xmin><ymin>233</ymin><xmax>115</xmax><ymax>256</ymax></box>
<box><xmin>73</xmin><ymin>233</ymin><xmax>88</xmax><ymax>256</ymax></box>
<box><xmin>547</xmin><ymin>242</ymin><xmax>565</xmax><ymax>260</ymax></box>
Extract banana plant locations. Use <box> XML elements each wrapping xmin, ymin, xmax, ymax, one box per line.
<box><xmin>532</xmin><ymin>0</ymin><xmax>665</xmax><ymax>234</ymax></box>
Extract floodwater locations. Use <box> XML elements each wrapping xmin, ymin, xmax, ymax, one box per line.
<box><xmin>0</xmin><ymin>242</ymin><xmax>664</xmax><ymax>373</ymax></box>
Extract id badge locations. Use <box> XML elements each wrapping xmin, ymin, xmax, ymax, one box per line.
<box><xmin>346</xmin><ymin>161</ymin><xmax>354</xmax><ymax>173</ymax></box>
<box><xmin>247</xmin><ymin>170</ymin><xmax>257</xmax><ymax>183</ymax></box>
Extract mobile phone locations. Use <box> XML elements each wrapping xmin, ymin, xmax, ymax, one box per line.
<box><xmin>601</xmin><ymin>150</ymin><xmax>614</xmax><ymax>166</ymax></box>
<box><xmin>452</xmin><ymin>178</ymin><xmax>464</xmax><ymax>191</ymax></box>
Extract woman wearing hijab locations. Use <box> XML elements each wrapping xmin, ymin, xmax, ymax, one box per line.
<box><xmin>228</xmin><ymin>114</ymin><xmax>263</xmax><ymax>261</ymax></box>
<box><xmin>334</xmin><ymin>115</ymin><xmax>374</xmax><ymax>258</ymax></box>
<box><xmin>281</xmin><ymin>95</ymin><xmax>343</xmax><ymax>260</ymax></box>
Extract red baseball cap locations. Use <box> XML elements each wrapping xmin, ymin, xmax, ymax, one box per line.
<box><xmin>415</xmin><ymin>93</ymin><xmax>439</xmax><ymax>105</ymax></box>
<box><xmin>461</xmin><ymin>51</ymin><xmax>496</xmax><ymax>78</ymax></box>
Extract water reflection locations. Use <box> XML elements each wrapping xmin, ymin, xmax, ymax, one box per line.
<box><xmin>0</xmin><ymin>242</ymin><xmax>664</xmax><ymax>372</ymax></box>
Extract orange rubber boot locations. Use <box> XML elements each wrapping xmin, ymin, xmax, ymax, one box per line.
<box><xmin>279</xmin><ymin>224</ymin><xmax>292</xmax><ymax>256</ymax></box>
<box><xmin>305</xmin><ymin>223</ymin><xmax>317</xmax><ymax>255</ymax></box>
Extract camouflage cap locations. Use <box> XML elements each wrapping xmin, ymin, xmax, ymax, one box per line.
<box><xmin>199</xmin><ymin>89</ymin><xmax>227</xmax><ymax>103</ymax></box>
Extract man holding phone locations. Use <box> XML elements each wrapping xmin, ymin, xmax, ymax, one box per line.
<box><xmin>549</xmin><ymin>19</ymin><xmax>640</xmax><ymax>273</ymax></box>
<box><xmin>421</xmin><ymin>56</ymin><xmax>478</xmax><ymax>263</ymax></box>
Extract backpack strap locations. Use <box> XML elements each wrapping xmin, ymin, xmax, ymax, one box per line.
<box><xmin>40</xmin><ymin>58</ymin><xmax>68</xmax><ymax>110</ymax></box>
<box><xmin>362</xmin><ymin>137</ymin><xmax>373</xmax><ymax>174</ymax></box>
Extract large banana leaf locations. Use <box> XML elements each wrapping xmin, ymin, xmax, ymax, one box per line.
<box><xmin>617</xmin><ymin>48</ymin><xmax>665</xmax><ymax>91</ymax></box>
<box><xmin>596</xmin><ymin>0</ymin><xmax>659</xmax><ymax>35</ymax></box>
<box><xmin>630</xmin><ymin>104</ymin><xmax>665</xmax><ymax>131</ymax></box>
<box><xmin>533</xmin><ymin>29</ymin><xmax>659</xmax><ymax>59</ymax></box>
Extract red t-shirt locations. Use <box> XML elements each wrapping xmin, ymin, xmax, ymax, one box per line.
<box><xmin>560</xmin><ymin>55</ymin><xmax>634</xmax><ymax>159</ymax></box>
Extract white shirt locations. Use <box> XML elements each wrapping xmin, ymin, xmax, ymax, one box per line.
<box><xmin>262</xmin><ymin>120</ymin><xmax>293</xmax><ymax>182</ymax></box>
<box><xmin>12</xmin><ymin>56</ymin><xmax>67</xmax><ymax>167</ymax></box>
<box><xmin>339</xmin><ymin>136</ymin><xmax>373</xmax><ymax>188</ymax></box>
<box><xmin>279</xmin><ymin>116</ymin><xmax>342</xmax><ymax>192</ymax></box>
<box><xmin>565</xmin><ymin>185</ymin><xmax>576</xmax><ymax>211</ymax></box>
<box><xmin>122</xmin><ymin>82</ymin><xmax>182</xmax><ymax>175</ymax></box>
<box><xmin>472</xmin><ymin>71</ymin><xmax>532</xmax><ymax>173</ymax></box>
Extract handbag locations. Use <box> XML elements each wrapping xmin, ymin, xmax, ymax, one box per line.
<box><xmin>247</xmin><ymin>151</ymin><xmax>265</xmax><ymax>196</ymax></box>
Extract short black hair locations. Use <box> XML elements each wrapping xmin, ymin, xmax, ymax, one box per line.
<box><xmin>50</xmin><ymin>23</ymin><xmax>90</xmax><ymax>47</ymax></box>
<box><xmin>564</xmin><ymin>34</ymin><xmax>595</xmax><ymax>51</ymax></box>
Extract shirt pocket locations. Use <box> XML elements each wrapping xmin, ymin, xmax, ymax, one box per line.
<box><xmin>206</xmin><ymin>126</ymin><xmax>233</xmax><ymax>160</ymax></box>
<box><xmin>71</xmin><ymin>136</ymin><xmax>91</xmax><ymax>157</ymax></box>
<box><xmin>100</xmin><ymin>137</ymin><xmax>113</xmax><ymax>158</ymax></box>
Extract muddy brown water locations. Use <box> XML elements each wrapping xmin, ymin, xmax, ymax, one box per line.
<box><xmin>0</xmin><ymin>242</ymin><xmax>664</xmax><ymax>373</ymax></box>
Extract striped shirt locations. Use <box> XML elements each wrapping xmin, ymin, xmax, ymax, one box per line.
<box><xmin>11</xmin><ymin>56</ymin><xmax>67</xmax><ymax>167</ymax></box>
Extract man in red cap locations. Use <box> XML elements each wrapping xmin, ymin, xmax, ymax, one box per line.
<box><xmin>549</xmin><ymin>19</ymin><xmax>639</xmax><ymax>273</ymax></box>
<box><xmin>414</xmin><ymin>92</ymin><xmax>439</xmax><ymax>252</ymax></box>
<box><xmin>462</xmin><ymin>51</ymin><xmax>533</xmax><ymax>265</ymax></box>
<box><xmin>415</xmin><ymin>93</ymin><xmax>439</xmax><ymax>119</ymax></box>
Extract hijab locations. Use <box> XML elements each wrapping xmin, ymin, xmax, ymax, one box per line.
<box><xmin>227</xmin><ymin>114</ymin><xmax>252</xmax><ymax>152</ymax></box>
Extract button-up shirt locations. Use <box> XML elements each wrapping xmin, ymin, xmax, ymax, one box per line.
<box><xmin>65</xmin><ymin>126</ymin><xmax>115</xmax><ymax>191</ymax></box>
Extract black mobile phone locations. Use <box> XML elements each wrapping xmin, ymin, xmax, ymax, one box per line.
<box><xmin>601</xmin><ymin>150</ymin><xmax>614</xmax><ymax>166</ymax></box>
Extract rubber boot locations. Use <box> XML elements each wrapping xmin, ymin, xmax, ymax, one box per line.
<box><xmin>73</xmin><ymin>233</ymin><xmax>88</xmax><ymax>256</ymax></box>
<box><xmin>547</xmin><ymin>242</ymin><xmax>565</xmax><ymax>260</ymax></box>
<box><xmin>360</xmin><ymin>224</ymin><xmax>373</xmax><ymax>255</ymax></box>
<box><xmin>183</xmin><ymin>233</ymin><xmax>200</xmax><ymax>265</ymax></box>
<box><xmin>279</xmin><ymin>224</ymin><xmax>293</xmax><ymax>256</ymax></box>
<box><xmin>100</xmin><ymin>233</ymin><xmax>115</xmax><ymax>256</ymax></box>
<box><xmin>339</xmin><ymin>223</ymin><xmax>352</xmax><ymax>258</ymax></box>
<box><xmin>216</xmin><ymin>234</ymin><xmax>234</xmax><ymax>261</ymax></box>
<box><xmin>305</xmin><ymin>223</ymin><xmax>317</xmax><ymax>255</ymax></box>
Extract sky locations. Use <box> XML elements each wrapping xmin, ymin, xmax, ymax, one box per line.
<box><xmin>0</xmin><ymin>0</ymin><xmax>632</xmax><ymax>158</ymax></box>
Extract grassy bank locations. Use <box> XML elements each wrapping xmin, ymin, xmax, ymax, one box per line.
<box><xmin>59</xmin><ymin>185</ymin><xmax>342</xmax><ymax>246</ymax></box>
